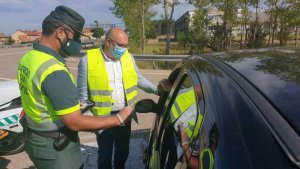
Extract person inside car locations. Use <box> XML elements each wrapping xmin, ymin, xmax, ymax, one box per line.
<box><xmin>178</xmin><ymin>123</ymin><xmax>219</xmax><ymax>169</ymax></box>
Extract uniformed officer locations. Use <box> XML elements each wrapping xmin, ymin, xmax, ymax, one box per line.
<box><xmin>17</xmin><ymin>6</ymin><xmax>133</xmax><ymax>169</ymax></box>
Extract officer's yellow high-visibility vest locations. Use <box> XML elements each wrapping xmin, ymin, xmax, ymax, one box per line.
<box><xmin>87</xmin><ymin>49</ymin><xmax>138</xmax><ymax>116</ymax></box>
<box><xmin>170</xmin><ymin>88</ymin><xmax>203</xmax><ymax>140</ymax></box>
<box><xmin>17</xmin><ymin>50</ymin><xmax>79</xmax><ymax>131</ymax></box>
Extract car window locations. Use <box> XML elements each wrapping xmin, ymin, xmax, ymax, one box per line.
<box><xmin>196</xmin><ymin>56</ymin><xmax>297</xmax><ymax>169</ymax></box>
<box><xmin>160</xmin><ymin>74</ymin><xmax>203</xmax><ymax>168</ymax></box>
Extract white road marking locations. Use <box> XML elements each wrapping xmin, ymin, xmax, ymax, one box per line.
<box><xmin>0</xmin><ymin>77</ymin><xmax>15</xmax><ymax>81</ymax></box>
<box><xmin>0</xmin><ymin>51</ymin><xmax>27</xmax><ymax>56</ymax></box>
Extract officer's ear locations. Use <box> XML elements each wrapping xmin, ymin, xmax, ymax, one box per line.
<box><xmin>55</xmin><ymin>27</ymin><xmax>65</xmax><ymax>39</ymax></box>
<box><xmin>105</xmin><ymin>39</ymin><xmax>111</xmax><ymax>48</ymax></box>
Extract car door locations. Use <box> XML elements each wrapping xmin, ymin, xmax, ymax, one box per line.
<box><xmin>196</xmin><ymin>55</ymin><xmax>299</xmax><ymax>169</ymax></box>
<box><xmin>154</xmin><ymin>64</ymin><xmax>205</xmax><ymax>169</ymax></box>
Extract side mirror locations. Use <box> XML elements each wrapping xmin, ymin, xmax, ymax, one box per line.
<box><xmin>135</xmin><ymin>99</ymin><xmax>158</xmax><ymax>113</ymax></box>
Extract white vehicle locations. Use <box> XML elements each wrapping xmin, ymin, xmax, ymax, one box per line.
<box><xmin>0</xmin><ymin>80</ymin><xmax>25</xmax><ymax>156</ymax></box>
<box><xmin>0</xmin><ymin>80</ymin><xmax>94</xmax><ymax>156</ymax></box>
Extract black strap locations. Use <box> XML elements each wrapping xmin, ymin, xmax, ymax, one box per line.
<box><xmin>111</xmin><ymin>110</ymin><xmax>120</xmax><ymax>114</ymax></box>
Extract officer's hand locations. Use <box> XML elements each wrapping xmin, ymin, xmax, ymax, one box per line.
<box><xmin>117</xmin><ymin>105</ymin><xmax>133</xmax><ymax>124</ymax></box>
<box><xmin>157</xmin><ymin>78</ymin><xmax>172</xmax><ymax>95</ymax></box>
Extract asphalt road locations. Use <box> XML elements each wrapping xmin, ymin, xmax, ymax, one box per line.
<box><xmin>0</xmin><ymin>47</ymin><xmax>172</xmax><ymax>169</ymax></box>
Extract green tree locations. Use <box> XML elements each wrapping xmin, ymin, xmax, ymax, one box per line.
<box><xmin>238</xmin><ymin>0</ymin><xmax>250</xmax><ymax>49</ymax></box>
<box><xmin>289</xmin><ymin>0</ymin><xmax>300</xmax><ymax>47</ymax></box>
<box><xmin>94</xmin><ymin>20</ymin><xmax>99</xmax><ymax>28</ymax></box>
<box><xmin>178</xmin><ymin>0</ymin><xmax>210</xmax><ymax>54</ymax></box>
<box><xmin>189</xmin><ymin>8</ymin><xmax>209</xmax><ymax>53</ymax></box>
<box><xmin>208</xmin><ymin>23</ymin><xmax>228</xmax><ymax>52</ymax></box>
<box><xmin>246</xmin><ymin>22</ymin><xmax>266</xmax><ymax>48</ymax></box>
<box><xmin>5</xmin><ymin>36</ymin><xmax>14</xmax><ymax>45</ymax></box>
<box><xmin>91</xmin><ymin>28</ymin><xmax>105</xmax><ymax>39</ymax></box>
<box><xmin>160</xmin><ymin>0</ymin><xmax>179</xmax><ymax>55</ymax></box>
<box><xmin>177</xmin><ymin>31</ymin><xmax>189</xmax><ymax>48</ymax></box>
<box><xmin>276</xmin><ymin>0</ymin><xmax>293</xmax><ymax>46</ymax></box>
<box><xmin>248</xmin><ymin>0</ymin><xmax>264</xmax><ymax>48</ymax></box>
<box><xmin>111</xmin><ymin>0</ymin><xmax>157</xmax><ymax>54</ymax></box>
<box><xmin>265</xmin><ymin>0</ymin><xmax>295</xmax><ymax>47</ymax></box>
<box><xmin>265</xmin><ymin>0</ymin><xmax>280</xmax><ymax>47</ymax></box>
<box><xmin>149</xmin><ymin>19</ymin><xmax>175</xmax><ymax>37</ymax></box>
<box><xmin>217</xmin><ymin>0</ymin><xmax>240</xmax><ymax>51</ymax></box>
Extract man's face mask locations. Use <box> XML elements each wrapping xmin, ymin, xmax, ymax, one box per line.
<box><xmin>109</xmin><ymin>40</ymin><xmax>127</xmax><ymax>59</ymax></box>
<box><xmin>59</xmin><ymin>29</ymin><xmax>82</xmax><ymax>57</ymax></box>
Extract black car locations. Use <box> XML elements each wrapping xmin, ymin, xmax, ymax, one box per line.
<box><xmin>135</xmin><ymin>48</ymin><xmax>300</xmax><ymax>169</ymax></box>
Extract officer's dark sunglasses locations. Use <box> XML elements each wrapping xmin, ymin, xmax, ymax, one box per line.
<box><xmin>64</xmin><ymin>28</ymin><xmax>81</xmax><ymax>41</ymax></box>
<box><xmin>56</xmin><ymin>27</ymin><xmax>80</xmax><ymax>41</ymax></box>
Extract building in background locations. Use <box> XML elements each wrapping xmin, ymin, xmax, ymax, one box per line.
<box><xmin>174</xmin><ymin>8</ymin><xmax>223</xmax><ymax>38</ymax></box>
<box><xmin>0</xmin><ymin>33</ymin><xmax>9</xmax><ymax>45</ymax></box>
<box><xmin>174</xmin><ymin>11</ymin><xmax>195</xmax><ymax>39</ymax></box>
<box><xmin>206</xmin><ymin>8</ymin><xmax>224</xmax><ymax>33</ymax></box>
<box><xmin>81</xmin><ymin>28</ymin><xmax>95</xmax><ymax>42</ymax></box>
<box><xmin>11</xmin><ymin>30</ymin><xmax>42</xmax><ymax>44</ymax></box>
<box><xmin>10</xmin><ymin>27</ymin><xmax>96</xmax><ymax>45</ymax></box>
<box><xmin>174</xmin><ymin>8</ymin><xmax>269</xmax><ymax>38</ymax></box>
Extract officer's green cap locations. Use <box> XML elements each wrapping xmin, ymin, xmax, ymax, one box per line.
<box><xmin>50</xmin><ymin>5</ymin><xmax>86</xmax><ymax>39</ymax></box>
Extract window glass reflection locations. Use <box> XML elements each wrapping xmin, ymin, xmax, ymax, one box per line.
<box><xmin>163</xmin><ymin>75</ymin><xmax>204</xmax><ymax>168</ymax></box>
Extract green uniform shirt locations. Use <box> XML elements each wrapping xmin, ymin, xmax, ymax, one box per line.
<box><xmin>33</xmin><ymin>43</ymin><xmax>79</xmax><ymax>113</ymax></box>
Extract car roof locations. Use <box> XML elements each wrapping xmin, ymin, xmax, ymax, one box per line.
<box><xmin>0</xmin><ymin>80</ymin><xmax>20</xmax><ymax>106</ymax></box>
<box><xmin>186</xmin><ymin>48</ymin><xmax>300</xmax><ymax>134</ymax></box>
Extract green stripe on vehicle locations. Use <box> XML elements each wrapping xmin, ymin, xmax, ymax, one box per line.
<box><xmin>12</xmin><ymin>114</ymin><xmax>18</xmax><ymax>121</ymax></box>
<box><xmin>4</xmin><ymin>117</ymin><xmax>12</xmax><ymax>124</ymax></box>
<box><xmin>0</xmin><ymin>114</ymin><xmax>19</xmax><ymax>127</ymax></box>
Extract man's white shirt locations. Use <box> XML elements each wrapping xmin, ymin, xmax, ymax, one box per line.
<box><xmin>102</xmin><ymin>51</ymin><xmax>125</xmax><ymax>111</ymax></box>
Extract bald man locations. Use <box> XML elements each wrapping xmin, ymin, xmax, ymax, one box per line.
<box><xmin>77</xmin><ymin>27</ymin><xmax>158</xmax><ymax>169</ymax></box>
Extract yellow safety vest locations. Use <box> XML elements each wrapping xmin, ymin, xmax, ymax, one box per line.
<box><xmin>17</xmin><ymin>50</ymin><xmax>79</xmax><ymax>131</ymax></box>
<box><xmin>200</xmin><ymin>147</ymin><xmax>214</xmax><ymax>169</ymax></box>
<box><xmin>170</xmin><ymin>89</ymin><xmax>203</xmax><ymax>140</ymax></box>
<box><xmin>87</xmin><ymin>49</ymin><xmax>138</xmax><ymax>116</ymax></box>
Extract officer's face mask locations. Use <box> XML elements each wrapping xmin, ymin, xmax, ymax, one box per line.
<box><xmin>59</xmin><ymin>29</ymin><xmax>82</xmax><ymax>57</ymax></box>
<box><xmin>109</xmin><ymin>40</ymin><xmax>127</xmax><ymax>60</ymax></box>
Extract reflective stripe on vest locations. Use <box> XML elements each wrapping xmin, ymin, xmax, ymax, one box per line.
<box><xmin>186</xmin><ymin>120</ymin><xmax>195</xmax><ymax>139</ymax></box>
<box><xmin>170</xmin><ymin>88</ymin><xmax>203</xmax><ymax>140</ymax></box>
<box><xmin>201</xmin><ymin>147</ymin><xmax>214</xmax><ymax>169</ymax></box>
<box><xmin>87</xmin><ymin>49</ymin><xmax>138</xmax><ymax>116</ymax></box>
<box><xmin>182</xmin><ymin>114</ymin><xmax>203</xmax><ymax>142</ymax></box>
<box><xmin>170</xmin><ymin>89</ymin><xmax>196</xmax><ymax>123</ymax></box>
<box><xmin>18</xmin><ymin>50</ymin><xmax>76</xmax><ymax>131</ymax></box>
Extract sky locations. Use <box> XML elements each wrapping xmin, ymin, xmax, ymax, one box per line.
<box><xmin>0</xmin><ymin>0</ymin><xmax>195</xmax><ymax>35</ymax></box>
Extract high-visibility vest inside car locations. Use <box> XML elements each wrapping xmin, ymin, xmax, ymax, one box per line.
<box><xmin>17</xmin><ymin>50</ymin><xmax>78</xmax><ymax>131</ymax></box>
<box><xmin>170</xmin><ymin>88</ymin><xmax>203</xmax><ymax>140</ymax></box>
<box><xmin>87</xmin><ymin>49</ymin><xmax>138</xmax><ymax>116</ymax></box>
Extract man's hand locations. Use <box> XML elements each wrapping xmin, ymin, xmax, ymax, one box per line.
<box><xmin>157</xmin><ymin>78</ymin><xmax>172</xmax><ymax>95</ymax></box>
<box><xmin>117</xmin><ymin>105</ymin><xmax>133</xmax><ymax>124</ymax></box>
